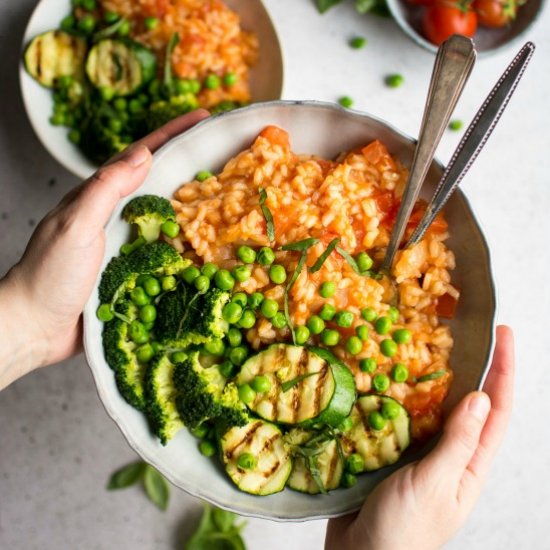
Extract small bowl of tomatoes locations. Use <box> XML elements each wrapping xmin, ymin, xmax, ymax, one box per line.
<box><xmin>386</xmin><ymin>0</ymin><xmax>545</xmax><ymax>55</ymax></box>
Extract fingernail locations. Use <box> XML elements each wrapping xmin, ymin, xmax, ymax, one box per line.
<box><xmin>125</xmin><ymin>145</ymin><xmax>150</xmax><ymax>167</ymax></box>
<box><xmin>468</xmin><ymin>393</ymin><xmax>490</xmax><ymax>422</ymax></box>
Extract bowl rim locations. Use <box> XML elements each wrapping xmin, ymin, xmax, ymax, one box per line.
<box><xmin>83</xmin><ymin>99</ymin><xmax>497</xmax><ymax>521</ymax></box>
<box><xmin>18</xmin><ymin>0</ymin><xmax>285</xmax><ymax>180</ymax></box>
<box><xmin>385</xmin><ymin>0</ymin><xmax>546</xmax><ymax>57</ymax></box>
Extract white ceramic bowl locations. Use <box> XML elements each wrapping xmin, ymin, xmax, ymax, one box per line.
<box><xmin>83</xmin><ymin>100</ymin><xmax>496</xmax><ymax>521</ymax></box>
<box><xmin>19</xmin><ymin>0</ymin><xmax>284</xmax><ymax>180</ymax></box>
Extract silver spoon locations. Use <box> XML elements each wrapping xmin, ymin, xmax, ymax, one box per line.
<box><xmin>405</xmin><ymin>41</ymin><xmax>535</xmax><ymax>247</ymax></box>
<box><xmin>380</xmin><ymin>34</ymin><xmax>476</xmax><ymax>273</ymax></box>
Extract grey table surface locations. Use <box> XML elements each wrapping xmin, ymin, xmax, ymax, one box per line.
<box><xmin>1</xmin><ymin>1</ymin><xmax>549</xmax><ymax>549</ymax></box>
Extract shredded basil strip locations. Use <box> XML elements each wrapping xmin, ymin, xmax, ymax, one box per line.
<box><xmin>308</xmin><ymin>455</ymin><xmax>327</xmax><ymax>494</ymax></box>
<box><xmin>281</xmin><ymin>238</ymin><xmax>319</xmax><ymax>252</ymax></box>
<box><xmin>92</xmin><ymin>17</ymin><xmax>127</xmax><ymax>42</ymax></box>
<box><xmin>336</xmin><ymin>245</ymin><xmax>361</xmax><ymax>274</ymax></box>
<box><xmin>416</xmin><ymin>370</ymin><xmax>446</xmax><ymax>383</ymax></box>
<box><xmin>281</xmin><ymin>371</ymin><xmax>320</xmax><ymax>392</ymax></box>
<box><xmin>164</xmin><ymin>32</ymin><xmax>180</xmax><ymax>91</ymax></box>
<box><xmin>309</xmin><ymin>238</ymin><xmax>340</xmax><ymax>273</ymax></box>
<box><xmin>259</xmin><ymin>187</ymin><xmax>275</xmax><ymax>242</ymax></box>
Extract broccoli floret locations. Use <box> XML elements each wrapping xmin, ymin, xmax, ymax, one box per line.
<box><xmin>173</xmin><ymin>351</ymin><xmax>248</xmax><ymax>429</ymax></box>
<box><xmin>121</xmin><ymin>195</ymin><xmax>177</xmax><ymax>243</ymax></box>
<box><xmin>102</xmin><ymin>301</ymin><xmax>148</xmax><ymax>411</ymax></box>
<box><xmin>98</xmin><ymin>241</ymin><xmax>186</xmax><ymax>304</ymax></box>
<box><xmin>79</xmin><ymin>108</ymin><xmax>127</xmax><ymax>165</ymax></box>
<box><xmin>155</xmin><ymin>283</ymin><xmax>230</xmax><ymax>348</ymax></box>
<box><xmin>145</xmin><ymin>353</ymin><xmax>184</xmax><ymax>445</ymax></box>
<box><xmin>145</xmin><ymin>94</ymin><xmax>199</xmax><ymax>132</ymax></box>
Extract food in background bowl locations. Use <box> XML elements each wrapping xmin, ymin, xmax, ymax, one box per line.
<box><xmin>22</xmin><ymin>0</ymin><xmax>258</xmax><ymax>164</ymax></box>
<box><xmin>96</xmin><ymin>125</ymin><xmax>459</xmax><ymax>496</ymax></box>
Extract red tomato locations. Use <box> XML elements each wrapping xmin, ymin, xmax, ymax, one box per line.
<box><xmin>474</xmin><ymin>0</ymin><xmax>517</xmax><ymax>27</ymax></box>
<box><xmin>423</xmin><ymin>2</ymin><xmax>478</xmax><ymax>46</ymax></box>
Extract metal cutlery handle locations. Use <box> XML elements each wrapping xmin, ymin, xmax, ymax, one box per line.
<box><xmin>407</xmin><ymin>41</ymin><xmax>536</xmax><ymax>247</ymax></box>
<box><xmin>381</xmin><ymin>34</ymin><xmax>476</xmax><ymax>272</ymax></box>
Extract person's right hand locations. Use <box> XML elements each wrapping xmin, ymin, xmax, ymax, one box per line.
<box><xmin>325</xmin><ymin>325</ymin><xmax>514</xmax><ymax>550</ymax></box>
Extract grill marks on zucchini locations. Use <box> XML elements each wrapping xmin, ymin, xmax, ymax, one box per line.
<box><xmin>24</xmin><ymin>31</ymin><xmax>87</xmax><ymax>88</ymax></box>
<box><xmin>220</xmin><ymin>420</ymin><xmax>292</xmax><ymax>496</ymax></box>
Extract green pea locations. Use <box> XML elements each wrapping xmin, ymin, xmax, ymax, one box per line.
<box><xmin>237</xmin><ymin>452</ymin><xmax>256</xmax><ymax>469</ymax></box>
<box><xmin>189</xmin><ymin>79</ymin><xmax>201</xmax><ymax>94</ymax></box>
<box><xmin>129</xmin><ymin>321</ymin><xmax>149</xmax><ymax>344</ymax></box>
<box><xmin>222</xmin><ymin>302</ymin><xmax>243</xmax><ymax>324</ymax></box>
<box><xmin>238</xmin><ymin>384</ymin><xmax>256</xmax><ymax>404</ymax></box>
<box><xmin>269</xmin><ymin>264</ymin><xmax>287</xmax><ymax>284</ymax></box>
<box><xmin>229</xmin><ymin>346</ymin><xmax>248</xmax><ymax>366</ymax></box>
<box><xmin>307</xmin><ymin>315</ymin><xmax>325</xmax><ymax>335</ymax></box>
<box><xmin>136</xmin><ymin>274</ymin><xmax>150</xmax><ymax>286</ymax></box>
<box><xmin>151</xmin><ymin>341</ymin><xmax>163</xmax><ymax>355</ymax></box>
<box><xmin>96</xmin><ymin>304</ymin><xmax>113</xmax><ymax>322</ymax></box>
<box><xmin>341</xmin><ymin>472</ymin><xmax>357</xmax><ymax>488</ymax></box>
<box><xmin>143</xmin><ymin>277</ymin><xmax>161</xmax><ymax>297</ymax></box>
<box><xmin>238</xmin><ymin>309</ymin><xmax>256</xmax><ymax>329</ymax></box>
<box><xmin>368</xmin><ymin>411</ymin><xmax>387</xmax><ymax>430</ymax></box>
<box><xmin>388</xmin><ymin>306</ymin><xmax>400</xmax><ymax>323</ymax></box>
<box><xmin>144</xmin><ymin>16</ymin><xmax>159</xmax><ymax>30</ymax></box>
<box><xmin>113</xmin><ymin>97</ymin><xmax>127</xmax><ymax>112</ymax></box>
<box><xmin>335</xmin><ymin>310</ymin><xmax>354</xmax><ymax>328</ymax></box>
<box><xmin>381</xmin><ymin>400</ymin><xmax>401</xmax><ymax>420</ymax></box>
<box><xmin>171</xmin><ymin>351</ymin><xmax>186</xmax><ymax>364</ymax></box>
<box><xmin>60</xmin><ymin>14</ymin><xmax>75</xmax><ymax>30</ymax></box>
<box><xmin>271</xmin><ymin>312</ymin><xmax>287</xmax><ymax>329</ymax></box>
<box><xmin>391</xmin><ymin>363</ymin><xmax>409</xmax><ymax>383</ymax></box>
<box><xmin>143</xmin><ymin>321</ymin><xmax>154</xmax><ymax>332</ymax></box>
<box><xmin>117</xmin><ymin>19</ymin><xmax>130</xmax><ymax>36</ymax></box>
<box><xmin>219</xmin><ymin>360</ymin><xmax>236</xmax><ymax>378</ymax></box>
<box><xmin>194</xmin><ymin>275</ymin><xmax>210</xmax><ymax>293</ymax></box>
<box><xmin>356</xmin><ymin>325</ymin><xmax>369</xmax><ymax>341</ymax></box>
<box><xmin>78</xmin><ymin>14</ymin><xmax>96</xmax><ymax>34</ymax></box>
<box><xmin>103</xmin><ymin>11</ymin><xmax>119</xmax><ymax>24</ymax></box>
<box><xmin>201</xmin><ymin>262</ymin><xmax>218</xmax><ymax>279</ymax></box>
<box><xmin>321</xmin><ymin>329</ymin><xmax>340</xmax><ymax>347</ymax></box>
<box><xmin>349</xmin><ymin>36</ymin><xmax>367</xmax><ymax>49</ymax></box>
<box><xmin>148</xmin><ymin>79</ymin><xmax>161</xmax><ymax>97</ymax></box>
<box><xmin>380</xmin><ymin>339</ymin><xmax>397</xmax><ymax>358</ymax></box>
<box><xmin>161</xmin><ymin>275</ymin><xmax>177</xmax><ymax>291</ymax></box>
<box><xmin>251</xmin><ymin>375</ymin><xmax>271</xmax><ymax>393</ymax></box>
<box><xmin>130</xmin><ymin>287</ymin><xmax>150</xmax><ymax>306</ymax></box>
<box><xmin>128</xmin><ymin>98</ymin><xmax>143</xmax><ymax>114</ymax></box>
<box><xmin>204</xmin><ymin>74</ymin><xmax>221</xmax><ymax>90</ymax></box>
<box><xmin>257</xmin><ymin>247</ymin><xmax>275</xmax><ymax>266</ymax></box>
<box><xmin>223</xmin><ymin>72</ymin><xmax>238</xmax><ymax>86</ymax></box>
<box><xmin>214</xmin><ymin>269</ymin><xmax>235</xmax><ymax>291</ymax></box>
<box><xmin>136</xmin><ymin>343</ymin><xmax>154</xmax><ymax>363</ymax></box>
<box><xmin>50</xmin><ymin>113</ymin><xmax>65</xmax><ymax>126</ymax></box>
<box><xmin>392</xmin><ymin>328</ymin><xmax>412</xmax><ymax>344</ymax></box>
<box><xmin>260</xmin><ymin>299</ymin><xmax>278</xmax><ymax>319</ymax></box>
<box><xmin>81</xmin><ymin>0</ymin><xmax>96</xmax><ymax>9</ymax></box>
<box><xmin>346</xmin><ymin>453</ymin><xmax>364</xmax><ymax>474</ymax></box>
<box><xmin>199</xmin><ymin>440</ymin><xmax>216</xmax><ymax>457</ymax></box>
<box><xmin>196</xmin><ymin>170</ymin><xmax>213</xmax><ymax>182</ymax></box>
<box><xmin>204</xmin><ymin>339</ymin><xmax>225</xmax><ymax>356</ymax></box>
<box><xmin>346</xmin><ymin>336</ymin><xmax>363</xmax><ymax>355</ymax></box>
<box><xmin>161</xmin><ymin>220</ymin><xmax>180</xmax><ymax>239</ymax></box>
<box><xmin>319</xmin><ymin>303</ymin><xmax>336</xmax><ymax>321</ymax></box>
<box><xmin>227</xmin><ymin>327</ymin><xmax>243</xmax><ymax>347</ymax></box>
<box><xmin>139</xmin><ymin>304</ymin><xmax>157</xmax><ymax>324</ymax></box>
<box><xmin>295</xmin><ymin>325</ymin><xmax>310</xmax><ymax>345</ymax></box>
<box><xmin>372</xmin><ymin>373</ymin><xmax>390</xmax><ymax>393</ymax></box>
<box><xmin>385</xmin><ymin>74</ymin><xmax>404</xmax><ymax>88</ymax></box>
<box><xmin>338</xmin><ymin>96</ymin><xmax>353</xmax><ymax>108</ymax></box>
<box><xmin>319</xmin><ymin>281</ymin><xmax>336</xmax><ymax>298</ymax></box>
<box><xmin>356</xmin><ymin>252</ymin><xmax>374</xmax><ymax>273</ymax></box>
<box><xmin>374</xmin><ymin>316</ymin><xmax>392</xmax><ymax>335</ymax></box>
<box><xmin>182</xmin><ymin>265</ymin><xmax>201</xmax><ymax>284</ymax></box>
<box><xmin>190</xmin><ymin>423</ymin><xmax>209</xmax><ymax>439</ymax></box>
<box><xmin>359</xmin><ymin>358</ymin><xmax>377</xmax><ymax>374</ymax></box>
<box><xmin>361</xmin><ymin>307</ymin><xmax>377</xmax><ymax>322</ymax></box>
<box><xmin>449</xmin><ymin>119</ymin><xmax>463</xmax><ymax>131</ymax></box>
<box><xmin>231</xmin><ymin>292</ymin><xmax>248</xmax><ymax>307</ymax></box>
<box><xmin>237</xmin><ymin>245</ymin><xmax>256</xmax><ymax>264</ymax></box>
<box><xmin>68</xmin><ymin>129</ymin><xmax>80</xmax><ymax>144</ymax></box>
<box><xmin>338</xmin><ymin>416</ymin><xmax>354</xmax><ymax>432</ymax></box>
<box><xmin>233</xmin><ymin>265</ymin><xmax>251</xmax><ymax>282</ymax></box>
<box><xmin>108</xmin><ymin>118</ymin><xmax>123</xmax><ymax>134</ymax></box>
<box><xmin>247</xmin><ymin>292</ymin><xmax>264</xmax><ymax>309</ymax></box>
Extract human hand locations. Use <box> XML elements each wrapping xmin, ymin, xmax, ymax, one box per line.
<box><xmin>325</xmin><ymin>325</ymin><xmax>515</xmax><ymax>550</ymax></box>
<box><xmin>0</xmin><ymin>110</ymin><xmax>209</xmax><ymax>389</ymax></box>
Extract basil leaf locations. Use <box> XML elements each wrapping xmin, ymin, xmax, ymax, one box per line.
<box><xmin>92</xmin><ymin>17</ymin><xmax>126</xmax><ymax>42</ymax></box>
<box><xmin>187</xmin><ymin>533</ymin><xmax>246</xmax><ymax>550</ymax></box>
<box><xmin>281</xmin><ymin>371</ymin><xmax>320</xmax><ymax>392</ymax></box>
<box><xmin>336</xmin><ymin>245</ymin><xmax>361</xmax><ymax>274</ymax></box>
<box><xmin>309</xmin><ymin>238</ymin><xmax>340</xmax><ymax>273</ymax></box>
<box><xmin>317</xmin><ymin>0</ymin><xmax>342</xmax><ymax>13</ymax></box>
<box><xmin>258</xmin><ymin>187</ymin><xmax>275</xmax><ymax>242</ymax></box>
<box><xmin>164</xmin><ymin>32</ymin><xmax>180</xmax><ymax>92</ymax></box>
<box><xmin>281</xmin><ymin>238</ymin><xmax>319</xmax><ymax>252</ymax></box>
<box><xmin>416</xmin><ymin>370</ymin><xmax>446</xmax><ymax>383</ymax></box>
<box><xmin>107</xmin><ymin>461</ymin><xmax>146</xmax><ymax>490</ymax></box>
<box><xmin>143</xmin><ymin>465</ymin><xmax>170</xmax><ymax>511</ymax></box>
<box><xmin>307</xmin><ymin>455</ymin><xmax>327</xmax><ymax>494</ymax></box>
<box><xmin>284</xmin><ymin>251</ymin><xmax>308</xmax><ymax>343</ymax></box>
<box><xmin>212</xmin><ymin>508</ymin><xmax>239</xmax><ymax>533</ymax></box>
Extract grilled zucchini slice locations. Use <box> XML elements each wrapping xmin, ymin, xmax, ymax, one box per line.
<box><xmin>236</xmin><ymin>344</ymin><xmax>356</xmax><ymax>427</ymax></box>
<box><xmin>24</xmin><ymin>30</ymin><xmax>87</xmax><ymax>88</ymax></box>
<box><xmin>220</xmin><ymin>419</ymin><xmax>292</xmax><ymax>496</ymax></box>
<box><xmin>85</xmin><ymin>39</ymin><xmax>156</xmax><ymax>96</ymax></box>
<box><xmin>341</xmin><ymin>395</ymin><xmax>411</xmax><ymax>471</ymax></box>
<box><xmin>285</xmin><ymin>428</ymin><xmax>344</xmax><ymax>494</ymax></box>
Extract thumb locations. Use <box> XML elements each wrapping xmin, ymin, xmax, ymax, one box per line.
<box><xmin>417</xmin><ymin>392</ymin><xmax>491</xmax><ymax>485</ymax></box>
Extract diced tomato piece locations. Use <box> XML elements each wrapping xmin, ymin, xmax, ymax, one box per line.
<box><xmin>259</xmin><ymin>126</ymin><xmax>290</xmax><ymax>148</ymax></box>
<box><xmin>436</xmin><ymin>292</ymin><xmax>459</xmax><ymax>319</ymax></box>
<box><xmin>362</xmin><ymin>140</ymin><xmax>397</xmax><ymax>172</ymax></box>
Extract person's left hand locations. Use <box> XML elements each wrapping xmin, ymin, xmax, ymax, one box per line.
<box><xmin>0</xmin><ymin>110</ymin><xmax>209</xmax><ymax>388</ymax></box>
